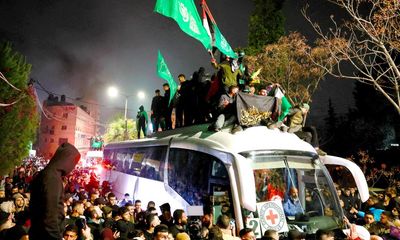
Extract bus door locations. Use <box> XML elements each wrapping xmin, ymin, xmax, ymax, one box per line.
<box><xmin>166</xmin><ymin>148</ymin><xmax>236</xmax><ymax>225</ymax></box>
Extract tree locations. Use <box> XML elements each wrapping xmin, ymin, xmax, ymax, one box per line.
<box><xmin>103</xmin><ymin>116</ymin><xmax>138</xmax><ymax>143</ymax></box>
<box><xmin>322</xmin><ymin>98</ymin><xmax>340</xmax><ymax>154</ymax></box>
<box><xmin>322</xmin><ymin>80</ymin><xmax>398</xmax><ymax>156</ymax></box>
<box><xmin>0</xmin><ymin>41</ymin><xmax>39</xmax><ymax>175</ymax></box>
<box><xmin>244</xmin><ymin>32</ymin><xmax>331</xmax><ymax>106</ymax></box>
<box><xmin>303</xmin><ymin>0</ymin><xmax>400</xmax><ymax>115</ymax></box>
<box><xmin>247</xmin><ymin>0</ymin><xmax>286</xmax><ymax>54</ymax></box>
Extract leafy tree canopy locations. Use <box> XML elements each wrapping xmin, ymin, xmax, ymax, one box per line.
<box><xmin>244</xmin><ymin>32</ymin><xmax>331</xmax><ymax>106</ymax></box>
<box><xmin>0</xmin><ymin>41</ymin><xmax>39</xmax><ymax>175</ymax></box>
<box><xmin>103</xmin><ymin>116</ymin><xmax>138</xmax><ymax>143</ymax></box>
<box><xmin>247</xmin><ymin>0</ymin><xmax>286</xmax><ymax>54</ymax></box>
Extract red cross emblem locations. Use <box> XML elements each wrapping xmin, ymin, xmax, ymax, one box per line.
<box><xmin>265</xmin><ymin>209</ymin><xmax>279</xmax><ymax>225</ymax></box>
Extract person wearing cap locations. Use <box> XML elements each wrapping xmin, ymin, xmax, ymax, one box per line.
<box><xmin>159</xmin><ymin>203</ymin><xmax>173</xmax><ymax>227</ymax></box>
<box><xmin>287</xmin><ymin>103</ymin><xmax>326</xmax><ymax>156</ymax></box>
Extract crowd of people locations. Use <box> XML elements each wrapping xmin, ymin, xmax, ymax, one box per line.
<box><xmin>0</xmin><ymin>143</ymin><xmax>271</xmax><ymax>240</ymax></box>
<box><xmin>1</xmin><ymin>143</ymin><xmax>400</xmax><ymax>239</ymax></box>
<box><xmin>336</xmin><ymin>185</ymin><xmax>400</xmax><ymax>239</ymax></box>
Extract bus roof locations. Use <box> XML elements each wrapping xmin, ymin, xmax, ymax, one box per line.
<box><xmin>105</xmin><ymin>124</ymin><xmax>317</xmax><ymax>155</ymax></box>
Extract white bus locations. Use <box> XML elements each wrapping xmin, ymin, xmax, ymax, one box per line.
<box><xmin>101</xmin><ymin>124</ymin><xmax>369</xmax><ymax>236</ymax></box>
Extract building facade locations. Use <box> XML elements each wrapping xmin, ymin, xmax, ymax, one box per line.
<box><xmin>38</xmin><ymin>95</ymin><xmax>97</xmax><ymax>159</ymax></box>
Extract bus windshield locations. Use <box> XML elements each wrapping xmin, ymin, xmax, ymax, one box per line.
<box><xmin>241</xmin><ymin>151</ymin><xmax>344</xmax><ymax>232</ymax></box>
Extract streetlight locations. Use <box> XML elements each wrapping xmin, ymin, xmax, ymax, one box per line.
<box><xmin>137</xmin><ymin>91</ymin><xmax>145</xmax><ymax>100</ymax></box>
<box><xmin>107</xmin><ymin>86</ymin><xmax>130</xmax><ymax>140</ymax></box>
<box><xmin>107</xmin><ymin>86</ymin><xmax>147</xmax><ymax>140</ymax></box>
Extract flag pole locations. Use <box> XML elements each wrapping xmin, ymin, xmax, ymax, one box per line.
<box><xmin>201</xmin><ymin>0</ymin><xmax>215</xmax><ymax>60</ymax></box>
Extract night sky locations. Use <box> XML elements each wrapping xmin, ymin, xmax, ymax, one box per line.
<box><xmin>0</xmin><ymin>0</ymin><xmax>353</xmax><ymax>126</ymax></box>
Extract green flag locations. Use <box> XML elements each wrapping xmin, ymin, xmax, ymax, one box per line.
<box><xmin>157</xmin><ymin>51</ymin><xmax>177</xmax><ymax>106</ymax></box>
<box><xmin>154</xmin><ymin>0</ymin><xmax>211</xmax><ymax>50</ymax></box>
<box><xmin>212</xmin><ymin>24</ymin><xmax>238</xmax><ymax>59</ymax></box>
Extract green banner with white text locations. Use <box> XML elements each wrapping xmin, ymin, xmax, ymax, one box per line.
<box><xmin>155</xmin><ymin>0</ymin><xmax>212</xmax><ymax>50</ymax></box>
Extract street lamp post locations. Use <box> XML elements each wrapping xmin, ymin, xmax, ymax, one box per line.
<box><xmin>108</xmin><ymin>87</ymin><xmax>146</xmax><ymax>140</ymax></box>
<box><xmin>108</xmin><ymin>86</ymin><xmax>130</xmax><ymax>140</ymax></box>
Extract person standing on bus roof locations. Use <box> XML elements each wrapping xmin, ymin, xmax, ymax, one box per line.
<box><xmin>137</xmin><ymin>105</ymin><xmax>149</xmax><ymax>139</ymax></box>
<box><xmin>162</xmin><ymin>83</ymin><xmax>174</xmax><ymax>130</ymax></box>
<box><xmin>151</xmin><ymin>89</ymin><xmax>165</xmax><ymax>132</ymax></box>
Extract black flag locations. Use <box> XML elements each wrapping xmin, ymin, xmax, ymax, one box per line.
<box><xmin>236</xmin><ymin>92</ymin><xmax>278</xmax><ymax>127</ymax></box>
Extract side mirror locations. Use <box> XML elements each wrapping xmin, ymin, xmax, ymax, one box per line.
<box><xmin>320</xmin><ymin>155</ymin><xmax>369</xmax><ymax>202</ymax></box>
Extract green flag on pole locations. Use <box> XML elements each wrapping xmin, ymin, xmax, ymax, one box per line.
<box><xmin>157</xmin><ymin>51</ymin><xmax>177</xmax><ymax>106</ymax></box>
<box><xmin>212</xmin><ymin>24</ymin><xmax>238</xmax><ymax>59</ymax></box>
<box><xmin>154</xmin><ymin>0</ymin><xmax>212</xmax><ymax>50</ymax></box>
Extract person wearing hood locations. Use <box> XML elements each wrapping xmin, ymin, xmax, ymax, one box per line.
<box><xmin>136</xmin><ymin>105</ymin><xmax>149</xmax><ymax>139</ymax></box>
<box><xmin>29</xmin><ymin>143</ymin><xmax>81</xmax><ymax>240</ymax></box>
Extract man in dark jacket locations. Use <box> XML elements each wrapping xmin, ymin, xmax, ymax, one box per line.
<box><xmin>29</xmin><ymin>143</ymin><xmax>81</xmax><ymax>240</ymax></box>
<box><xmin>151</xmin><ymin>89</ymin><xmax>165</xmax><ymax>132</ymax></box>
<box><xmin>163</xmin><ymin>83</ymin><xmax>174</xmax><ymax>130</ymax></box>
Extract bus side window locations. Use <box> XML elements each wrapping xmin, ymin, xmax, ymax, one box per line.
<box><xmin>139</xmin><ymin>147</ymin><xmax>166</xmax><ymax>181</ymax></box>
<box><xmin>168</xmin><ymin>149</ymin><xmax>214</xmax><ymax>205</ymax></box>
